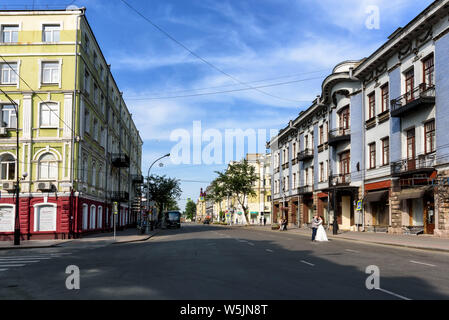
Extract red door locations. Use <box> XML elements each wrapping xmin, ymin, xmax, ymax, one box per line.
<box><xmin>407</xmin><ymin>129</ymin><xmax>416</xmax><ymax>171</ymax></box>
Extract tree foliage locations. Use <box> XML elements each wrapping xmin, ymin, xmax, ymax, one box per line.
<box><xmin>185</xmin><ymin>199</ymin><xmax>196</xmax><ymax>221</ymax></box>
<box><xmin>147</xmin><ymin>175</ymin><xmax>182</xmax><ymax>220</ymax></box>
<box><xmin>215</xmin><ymin>159</ymin><xmax>258</xmax><ymax>223</ymax></box>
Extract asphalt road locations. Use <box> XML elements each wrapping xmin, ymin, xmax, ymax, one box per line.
<box><xmin>0</xmin><ymin>223</ymin><xmax>448</xmax><ymax>300</ymax></box>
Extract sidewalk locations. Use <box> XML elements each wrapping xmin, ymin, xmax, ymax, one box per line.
<box><xmin>0</xmin><ymin>228</ymin><xmax>159</xmax><ymax>250</ymax></box>
<box><xmin>240</xmin><ymin>225</ymin><xmax>449</xmax><ymax>253</ymax></box>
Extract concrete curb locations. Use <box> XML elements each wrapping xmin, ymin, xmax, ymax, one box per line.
<box><xmin>241</xmin><ymin>226</ymin><xmax>449</xmax><ymax>254</ymax></box>
<box><xmin>112</xmin><ymin>230</ymin><xmax>160</xmax><ymax>245</ymax></box>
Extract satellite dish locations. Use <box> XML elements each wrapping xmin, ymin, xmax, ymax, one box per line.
<box><xmin>158</xmin><ymin>163</ymin><xmax>164</xmax><ymax>167</ymax></box>
<box><xmin>66</xmin><ymin>5</ymin><xmax>79</xmax><ymax>10</ymax></box>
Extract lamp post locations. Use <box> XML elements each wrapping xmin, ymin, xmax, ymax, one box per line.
<box><xmin>146</xmin><ymin>153</ymin><xmax>170</xmax><ymax>233</ymax></box>
<box><xmin>0</xmin><ymin>90</ymin><xmax>20</xmax><ymax>245</ymax></box>
<box><xmin>332</xmin><ymin>180</ymin><xmax>338</xmax><ymax>235</ymax></box>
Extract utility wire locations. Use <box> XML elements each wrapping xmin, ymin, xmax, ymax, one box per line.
<box><xmin>119</xmin><ymin>0</ymin><xmax>306</xmax><ymax>105</ymax></box>
<box><xmin>125</xmin><ymin>76</ymin><xmax>324</xmax><ymax>101</ymax></box>
<box><xmin>124</xmin><ymin>69</ymin><xmax>329</xmax><ymax>99</ymax></box>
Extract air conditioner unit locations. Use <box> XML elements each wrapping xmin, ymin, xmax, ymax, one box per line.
<box><xmin>2</xmin><ymin>182</ymin><xmax>15</xmax><ymax>191</ymax></box>
<box><xmin>0</xmin><ymin>127</ymin><xmax>7</xmax><ymax>136</ymax></box>
<box><xmin>37</xmin><ymin>182</ymin><xmax>53</xmax><ymax>191</ymax></box>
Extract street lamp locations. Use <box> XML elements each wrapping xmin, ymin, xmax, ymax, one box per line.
<box><xmin>146</xmin><ymin>153</ymin><xmax>170</xmax><ymax>232</ymax></box>
<box><xmin>332</xmin><ymin>179</ymin><xmax>338</xmax><ymax>235</ymax></box>
<box><xmin>0</xmin><ymin>90</ymin><xmax>20</xmax><ymax>245</ymax></box>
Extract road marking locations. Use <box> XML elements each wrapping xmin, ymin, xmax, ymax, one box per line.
<box><xmin>0</xmin><ymin>260</ymin><xmax>40</xmax><ymax>263</ymax></box>
<box><xmin>265</xmin><ymin>249</ymin><xmax>274</xmax><ymax>253</ymax></box>
<box><xmin>410</xmin><ymin>260</ymin><xmax>436</xmax><ymax>267</ymax></box>
<box><xmin>247</xmin><ymin>242</ymin><xmax>255</xmax><ymax>246</ymax></box>
<box><xmin>0</xmin><ymin>268</ymin><xmax>8</xmax><ymax>272</ymax></box>
<box><xmin>0</xmin><ymin>264</ymin><xmax>26</xmax><ymax>267</ymax></box>
<box><xmin>0</xmin><ymin>257</ymin><xmax>52</xmax><ymax>260</ymax></box>
<box><xmin>376</xmin><ymin>288</ymin><xmax>411</xmax><ymax>300</ymax></box>
<box><xmin>300</xmin><ymin>260</ymin><xmax>315</xmax><ymax>266</ymax></box>
<box><xmin>345</xmin><ymin>249</ymin><xmax>359</xmax><ymax>253</ymax></box>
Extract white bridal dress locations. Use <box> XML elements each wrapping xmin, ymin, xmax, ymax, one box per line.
<box><xmin>315</xmin><ymin>224</ymin><xmax>328</xmax><ymax>242</ymax></box>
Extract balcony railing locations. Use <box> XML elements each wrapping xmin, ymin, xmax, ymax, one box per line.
<box><xmin>298</xmin><ymin>185</ymin><xmax>313</xmax><ymax>194</ymax></box>
<box><xmin>111</xmin><ymin>153</ymin><xmax>130</xmax><ymax>167</ymax></box>
<box><xmin>328</xmin><ymin>127</ymin><xmax>351</xmax><ymax>146</ymax></box>
<box><xmin>132</xmin><ymin>175</ymin><xmax>144</xmax><ymax>184</ymax></box>
<box><xmin>330</xmin><ymin>174</ymin><xmax>351</xmax><ymax>186</ymax></box>
<box><xmin>111</xmin><ymin>191</ymin><xmax>130</xmax><ymax>202</ymax></box>
<box><xmin>297</xmin><ymin>149</ymin><xmax>314</xmax><ymax>161</ymax></box>
<box><xmin>390</xmin><ymin>153</ymin><xmax>436</xmax><ymax>176</ymax></box>
<box><xmin>391</xmin><ymin>83</ymin><xmax>435</xmax><ymax>117</ymax></box>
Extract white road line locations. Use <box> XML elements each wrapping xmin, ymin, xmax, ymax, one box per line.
<box><xmin>0</xmin><ymin>268</ymin><xmax>8</xmax><ymax>272</ymax></box>
<box><xmin>0</xmin><ymin>260</ymin><xmax>40</xmax><ymax>263</ymax></box>
<box><xmin>0</xmin><ymin>264</ymin><xmax>26</xmax><ymax>267</ymax></box>
<box><xmin>265</xmin><ymin>249</ymin><xmax>274</xmax><ymax>253</ymax></box>
<box><xmin>376</xmin><ymin>288</ymin><xmax>411</xmax><ymax>300</ymax></box>
<box><xmin>247</xmin><ymin>242</ymin><xmax>255</xmax><ymax>246</ymax></box>
<box><xmin>410</xmin><ymin>260</ymin><xmax>436</xmax><ymax>267</ymax></box>
<box><xmin>345</xmin><ymin>249</ymin><xmax>359</xmax><ymax>253</ymax></box>
<box><xmin>0</xmin><ymin>257</ymin><xmax>51</xmax><ymax>260</ymax></box>
<box><xmin>300</xmin><ymin>260</ymin><xmax>315</xmax><ymax>266</ymax></box>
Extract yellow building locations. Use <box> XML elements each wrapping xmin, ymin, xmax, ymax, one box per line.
<box><xmin>0</xmin><ymin>8</ymin><xmax>143</xmax><ymax>240</ymax></box>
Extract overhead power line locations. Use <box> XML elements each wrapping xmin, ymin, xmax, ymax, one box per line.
<box><xmin>125</xmin><ymin>76</ymin><xmax>324</xmax><ymax>101</ymax></box>
<box><xmin>119</xmin><ymin>0</ymin><xmax>306</xmax><ymax>104</ymax></box>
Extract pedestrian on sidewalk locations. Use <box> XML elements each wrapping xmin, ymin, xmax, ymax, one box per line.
<box><xmin>263</xmin><ymin>217</ymin><xmax>266</xmax><ymax>226</ymax></box>
<box><xmin>311</xmin><ymin>215</ymin><xmax>320</xmax><ymax>242</ymax></box>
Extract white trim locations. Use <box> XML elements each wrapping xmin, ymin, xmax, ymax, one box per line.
<box><xmin>33</xmin><ymin>202</ymin><xmax>57</xmax><ymax>232</ymax></box>
<box><xmin>0</xmin><ymin>204</ymin><xmax>15</xmax><ymax>233</ymax></box>
<box><xmin>37</xmin><ymin>100</ymin><xmax>60</xmax><ymax>129</ymax></box>
<box><xmin>39</xmin><ymin>59</ymin><xmax>62</xmax><ymax>88</ymax></box>
<box><xmin>40</xmin><ymin>21</ymin><xmax>63</xmax><ymax>43</ymax></box>
<box><xmin>0</xmin><ymin>59</ymin><xmax>19</xmax><ymax>86</ymax></box>
<box><xmin>32</xmin><ymin>146</ymin><xmax>62</xmax><ymax>161</ymax></box>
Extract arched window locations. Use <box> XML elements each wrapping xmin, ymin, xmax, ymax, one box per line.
<box><xmin>90</xmin><ymin>205</ymin><xmax>96</xmax><ymax>229</ymax></box>
<box><xmin>0</xmin><ymin>154</ymin><xmax>15</xmax><ymax>181</ymax></box>
<box><xmin>98</xmin><ymin>206</ymin><xmax>103</xmax><ymax>229</ymax></box>
<box><xmin>92</xmin><ymin>162</ymin><xmax>96</xmax><ymax>187</ymax></box>
<box><xmin>82</xmin><ymin>204</ymin><xmax>88</xmax><ymax>230</ymax></box>
<box><xmin>38</xmin><ymin>153</ymin><xmax>58</xmax><ymax>180</ymax></box>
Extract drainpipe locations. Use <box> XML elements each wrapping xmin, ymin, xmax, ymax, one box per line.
<box><xmin>361</xmin><ymin>82</ymin><xmax>366</xmax><ymax>232</ymax></box>
<box><xmin>70</xmin><ymin>8</ymin><xmax>84</xmax><ymax>237</ymax></box>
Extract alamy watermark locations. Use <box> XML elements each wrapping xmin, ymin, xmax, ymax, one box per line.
<box><xmin>65</xmin><ymin>265</ymin><xmax>80</xmax><ymax>290</ymax></box>
<box><xmin>170</xmin><ymin>121</ymin><xmax>277</xmax><ymax>165</ymax></box>
<box><xmin>365</xmin><ymin>5</ymin><xmax>380</xmax><ymax>30</ymax></box>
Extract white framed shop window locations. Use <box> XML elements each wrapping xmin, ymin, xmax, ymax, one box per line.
<box><xmin>90</xmin><ymin>205</ymin><xmax>96</xmax><ymax>229</ymax></box>
<box><xmin>82</xmin><ymin>204</ymin><xmax>88</xmax><ymax>230</ymax></box>
<box><xmin>0</xmin><ymin>204</ymin><xmax>14</xmax><ymax>232</ymax></box>
<box><xmin>98</xmin><ymin>206</ymin><xmax>103</xmax><ymax>229</ymax></box>
<box><xmin>34</xmin><ymin>203</ymin><xmax>57</xmax><ymax>232</ymax></box>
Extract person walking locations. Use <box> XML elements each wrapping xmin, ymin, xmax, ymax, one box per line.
<box><xmin>311</xmin><ymin>215</ymin><xmax>320</xmax><ymax>242</ymax></box>
<box><xmin>263</xmin><ymin>217</ymin><xmax>267</xmax><ymax>226</ymax></box>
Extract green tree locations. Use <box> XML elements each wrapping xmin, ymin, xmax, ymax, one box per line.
<box><xmin>166</xmin><ymin>197</ymin><xmax>181</xmax><ymax>211</ymax></box>
<box><xmin>147</xmin><ymin>175</ymin><xmax>182</xmax><ymax>221</ymax></box>
<box><xmin>216</xmin><ymin>159</ymin><xmax>257</xmax><ymax>224</ymax></box>
<box><xmin>206</xmin><ymin>176</ymin><xmax>228</xmax><ymax>219</ymax></box>
<box><xmin>185</xmin><ymin>199</ymin><xmax>196</xmax><ymax>221</ymax></box>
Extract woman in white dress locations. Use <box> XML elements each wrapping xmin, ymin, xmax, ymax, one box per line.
<box><xmin>315</xmin><ymin>216</ymin><xmax>328</xmax><ymax>242</ymax></box>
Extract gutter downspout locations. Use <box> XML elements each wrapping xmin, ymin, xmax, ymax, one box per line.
<box><xmin>70</xmin><ymin>8</ymin><xmax>84</xmax><ymax>237</ymax></box>
<box><xmin>361</xmin><ymin>81</ymin><xmax>366</xmax><ymax>232</ymax></box>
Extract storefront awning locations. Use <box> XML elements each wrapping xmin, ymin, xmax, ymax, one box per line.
<box><xmin>397</xmin><ymin>187</ymin><xmax>431</xmax><ymax>200</ymax></box>
<box><xmin>365</xmin><ymin>190</ymin><xmax>388</xmax><ymax>202</ymax></box>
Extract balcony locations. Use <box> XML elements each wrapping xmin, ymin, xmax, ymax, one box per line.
<box><xmin>390</xmin><ymin>83</ymin><xmax>435</xmax><ymax>117</ymax></box>
<box><xmin>328</xmin><ymin>127</ymin><xmax>351</xmax><ymax>146</ymax></box>
<box><xmin>329</xmin><ymin>174</ymin><xmax>351</xmax><ymax>187</ymax></box>
<box><xmin>132</xmin><ymin>175</ymin><xmax>144</xmax><ymax>184</ymax></box>
<box><xmin>298</xmin><ymin>185</ymin><xmax>313</xmax><ymax>195</ymax></box>
<box><xmin>111</xmin><ymin>153</ymin><xmax>130</xmax><ymax>167</ymax></box>
<box><xmin>297</xmin><ymin>149</ymin><xmax>314</xmax><ymax>161</ymax></box>
<box><xmin>390</xmin><ymin>153</ymin><xmax>436</xmax><ymax>176</ymax></box>
<box><xmin>111</xmin><ymin>191</ymin><xmax>130</xmax><ymax>202</ymax></box>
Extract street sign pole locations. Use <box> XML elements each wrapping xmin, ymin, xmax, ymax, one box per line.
<box><xmin>113</xmin><ymin>202</ymin><xmax>118</xmax><ymax>240</ymax></box>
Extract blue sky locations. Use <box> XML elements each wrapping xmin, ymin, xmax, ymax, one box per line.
<box><xmin>6</xmin><ymin>0</ymin><xmax>434</xmax><ymax>210</ymax></box>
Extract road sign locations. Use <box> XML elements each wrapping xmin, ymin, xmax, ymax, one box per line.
<box><xmin>113</xmin><ymin>202</ymin><xmax>118</xmax><ymax>215</ymax></box>
<box><xmin>356</xmin><ymin>200</ymin><xmax>363</xmax><ymax>211</ymax></box>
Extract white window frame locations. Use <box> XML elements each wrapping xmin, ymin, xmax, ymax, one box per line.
<box><xmin>42</xmin><ymin>24</ymin><xmax>61</xmax><ymax>43</ymax></box>
<box><xmin>0</xmin><ymin>204</ymin><xmax>15</xmax><ymax>232</ymax></box>
<box><xmin>0</xmin><ymin>61</ymin><xmax>20</xmax><ymax>88</ymax></box>
<box><xmin>33</xmin><ymin>203</ymin><xmax>57</xmax><ymax>232</ymax></box>
<box><xmin>38</xmin><ymin>152</ymin><xmax>58</xmax><ymax>180</ymax></box>
<box><xmin>90</xmin><ymin>205</ymin><xmax>96</xmax><ymax>229</ymax></box>
<box><xmin>0</xmin><ymin>153</ymin><xmax>16</xmax><ymax>181</ymax></box>
<box><xmin>39</xmin><ymin>101</ymin><xmax>60</xmax><ymax>128</ymax></box>
<box><xmin>1</xmin><ymin>24</ymin><xmax>20</xmax><ymax>43</ymax></box>
<box><xmin>82</xmin><ymin>204</ymin><xmax>88</xmax><ymax>230</ymax></box>
<box><xmin>39</xmin><ymin>59</ymin><xmax>62</xmax><ymax>88</ymax></box>
<box><xmin>98</xmin><ymin>206</ymin><xmax>103</xmax><ymax>229</ymax></box>
<box><xmin>0</xmin><ymin>103</ymin><xmax>18</xmax><ymax>128</ymax></box>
